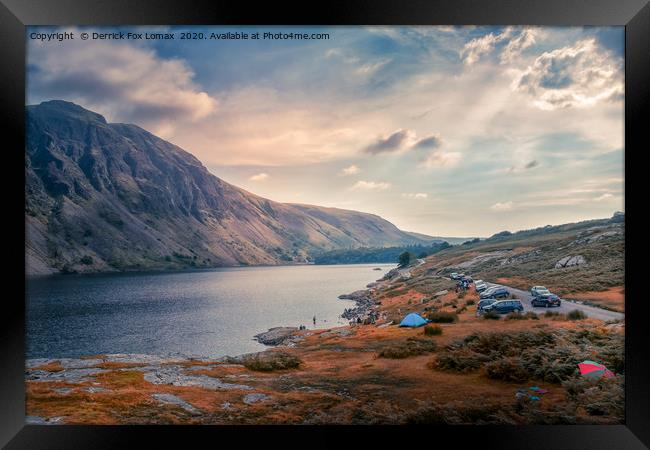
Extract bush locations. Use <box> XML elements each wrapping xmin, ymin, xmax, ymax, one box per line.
<box><xmin>567</xmin><ymin>309</ymin><xmax>587</xmax><ymax>321</ymax></box>
<box><xmin>424</xmin><ymin>325</ymin><xmax>443</xmax><ymax>336</ymax></box>
<box><xmin>484</xmin><ymin>357</ymin><xmax>531</xmax><ymax>382</ymax></box>
<box><xmin>426</xmin><ymin>311</ymin><xmax>458</xmax><ymax>323</ymax></box>
<box><xmin>544</xmin><ymin>311</ymin><xmax>560</xmax><ymax>317</ymax></box>
<box><xmin>482</xmin><ymin>310</ymin><xmax>501</xmax><ymax>320</ymax></box>
<box><xmin>505</xmin><ymin>312</ymin><xmax>539</xmax><ymax>321</ymax></box>
<box><xmin>378</xmin><ymin>338</ymin><xmax>437</xmax><ymax>359</ymax></box>
<box><xmin>433</xmin><ymin>348</ymin><xmax>491</xmax><ymax>372</ymax></box>
<box><xmin>241</xmin><ymin>352</ymin><xmax>302</xmax><ymax>371</ymax></box>
<box><xmin>562</xmin><ymin>376</ymin><xmax>624</xmax><ymax>420</ymax></box>
<box><xmin>466</xmin><ymin>300</ymin><xmax>475</xmax><ymax>305</ymax></box>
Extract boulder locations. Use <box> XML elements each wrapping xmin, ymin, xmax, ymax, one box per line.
<box><xmin>555</xmin><ymin>255</ymin><xmax>586</xmax><ymax>269</ymax></box>
<box><xmin>253</xmin><ymin>327</ymin><xmax>299</xmax><ymax>346</ymax></box>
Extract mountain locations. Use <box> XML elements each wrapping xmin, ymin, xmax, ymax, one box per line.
<box><xmin>25</xmin><ymin>100</ymin><xmax>438</xmax><ymax>275</ymax></box>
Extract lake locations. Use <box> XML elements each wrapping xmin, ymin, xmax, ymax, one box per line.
<box><xmin>26</xmin><ymin>263</ymin><xmax>394</xmax><ymax>359</ymax></box>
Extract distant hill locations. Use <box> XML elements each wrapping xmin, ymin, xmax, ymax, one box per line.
<box><xmin>25</xmin><ymin>100</ymin><xmax>439</xmax><ymax>275</ymax></box>
<box><xmin>417</xmin><ymin>213</ymin><xmax>625</xmax><ymax>297</ymax></box>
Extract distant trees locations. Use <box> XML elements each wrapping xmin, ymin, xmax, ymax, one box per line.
<box><xmin>313</xmin><ymin>242</ymin><xmax>451</xmax><ymax>265</ymax></box>
<box><xmin>398</xmin><ymin>251</ymin><xmax>413</xmax><ymax>267</ymax></box>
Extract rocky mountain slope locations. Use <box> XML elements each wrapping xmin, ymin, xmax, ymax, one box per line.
<box><xmin>26</xmin><ymin>101</ymin><xmax>436</xmax><ymax>275</ymax></box>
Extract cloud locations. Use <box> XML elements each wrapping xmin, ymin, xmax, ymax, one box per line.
<box><xmin>364</xmin><ymin>129</ymin><xmax>413</xmax><ymax>154</ymax></box>
<box><xmin>340</xmin><ymin>165</ymin><xmax>360</xmax><ymax>176</ymax></box>
<box><xmin>355</xmin><ymin>58</ymin><xmax>392</xmax><ymax>76</ymax></box>
<box><xmin>460</xmin><ymin>28</ymin><xmax>513</xmax><ymax>65</ymax></box>
<box><xmin>594</xmin><ymin>193</ymin><xmax>614</xmax><ymax>201</ymax></box>
<box><xmin>490</xmin><ymin>201</ymin><xmax>514</xmax><ymax>211</ymax></box>
<box><xmin>350</xmin><ymin>181</ymin><xmax>391</xmax><ymax>191</ymax></box>
<box><xmin>402</xmin><ymin>193</ymin><xmax>428</xmax><ymax>200</ymax></box>
<box><xmin>249</xmin><ymin>173</ymin><xmax>269</xmax><ymax>181</ymax></box>
<box><xmin>513</xmin><ymin>38</ymin><xmax>623</xmax><ymax>110</ymax></box>
<box><xmin>412</xmin><ymin>134</ymin><xmax>442</xmax><ymax>150</ymax></box>
<box><xmin>420</xmin><ymin>151</ymin><xmax>461</xmax><ymax>168</ymax></box>
<box><xmin>500</xmin><ymin>28</ymin><xmax>541</xmax><ymax>63</ymax></box>
<box><xmin>28</xmin><ymin>31</ymin><xmax>217</xmax><ymax>137</ymax></box>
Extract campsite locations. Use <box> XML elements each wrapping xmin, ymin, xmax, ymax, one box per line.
<box><xmin>26</xmin><ymin>216</ymin><xmax>625</xmax><ymax>424</ymax></box>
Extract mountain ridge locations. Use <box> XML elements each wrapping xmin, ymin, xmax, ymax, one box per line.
<box><xmin>26</xmin><ymin>100</ymin><xmax>440</xmax><ymax>275</ymax></box>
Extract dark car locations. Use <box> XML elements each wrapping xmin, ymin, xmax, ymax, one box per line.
<box><xmin>476</xmin><ymin>298</ymin><xmax>498</xmax><ymax>312</ymax></box>
<box><xmin>531</xmin><ymin>293</ymin><xmax>561</xmax><ymax>308</ymax></box>
<box><xmin>530</xmin><ymin>286</ymin><xmax>551</xmax><ymax>298</ymax></box>
<box><xmin>482</xmin><ymin>299</ymin><xmax>524</xmax><ymax>314</ymax></box>
<box><xmin>480</xmin><ymin>287</ymin><xmax>510</xmax><ymax>299</ymax></box>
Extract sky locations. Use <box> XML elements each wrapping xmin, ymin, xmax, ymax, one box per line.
<box><xmin>27</xmin><ymin>26</ymin><xmax>624</xmax><ymax>237</ymax></box>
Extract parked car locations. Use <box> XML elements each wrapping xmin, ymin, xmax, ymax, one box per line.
<box><xmin>462</xmin><ymin>276</ymin><xmax>474</xmax><ymax>283</ymax></box>
<box><xmin>479</xmin><ymin>285</ymin><xmax>498</xmax><ymax>296</ymax></box>
<box><xmin>475</xmin><ymin>281</ymin><xmax>488</xmax><ymax>292</ymax></box>
<box><xmin>531</xmin><ymin>293</ymin><xmax>562</xmax><ymax>308</ymax></box>
<box><xmin>482</xmin><ymin>299</ymin><xmax>524</xmax><ymax>314</ymax></box>
<box><xmin>480</xmin><ymin>287</ymin><xmax>510</xmax><ymax>299</ymax></box>
<box><xmin>477</xmin><ymin>298</ymin><xmax>498</xmax><ymax>311</ymax></box>
<box><xmin>450</xmin><ymin>272</ymin><xmax>459</xmax><ymax>280</ymax></box>
<box><xmin>530</xmin><ymin>286</ymin><xmax>551</xmax><ymax>298</ymax></box>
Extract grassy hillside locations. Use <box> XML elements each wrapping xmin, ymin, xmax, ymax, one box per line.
<box><xmin>390</xmin><ymin>214</ymin><xmax>624</xmax><ymax>311</ymax></box>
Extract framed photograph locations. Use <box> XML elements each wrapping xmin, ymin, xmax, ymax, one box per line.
<box><xmin>2</xmin><ymin>0</ymin><xmax>648</xmax><ymax>448</ymax></box>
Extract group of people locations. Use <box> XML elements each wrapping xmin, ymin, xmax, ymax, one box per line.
<box><xmin>455</xmin><ymin>279</ymin><xmax>471</xmax><ymax>293</ymax></box>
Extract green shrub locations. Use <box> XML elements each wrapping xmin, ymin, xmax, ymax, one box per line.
<box><xmin>241</xmin><ymin>352</ymin><xmax>302</xmax><ymax>371</ymax></box>
<box><xmin>466</xmin><ymin>300</ymin><xmax>475</xmax><ymax>305</ymax></box>
<box><xmin>505</xmin><ymin>311</ymin><xmax>539</xmax><ymax>321</ymax></box>
<box><xmin>505</xmin><ymin>312</ymin><xmax>526</xmax><ymax>320</ymax></box>
<box><xmin>567</xmin><ymin>309</ymin><xmax>587</xmax><ymax>321</ymax></box>
<box><xmin>378</xmin><ymin>338</ymin><xmax>437</xmax><ymax>359</ymax></box>
<box><xmin>484</xmin><ymin>357</ymin><xmax>531</xmax><ymax>382</ymax></box>
<box><xmin>426</xmin><ymin>311</ymin><xmax>458</xmax><ymax>323</ymax></box>
<box><xmin>482</xmin><ymin>310</ymin><xmax>501</xmax><ymax>320</ymax></box>
<box><xmin>424</xmin><ymin>325</ymin><xmax>443</xmax><ymax>336</ymax></box>
<box><xmin>433</xmin><ymin>348</ymin><xmax>491</xmax><ymax>372</ymax></box>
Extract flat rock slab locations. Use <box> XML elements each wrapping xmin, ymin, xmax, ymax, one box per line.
<box><xmin>243</xmin><ymin>393</ymin><xmax>270</xmax><ymax>405</ymax></box>
<box><xmin>27</xmin><ymin>367</ymin><xmax>108</xmax><ymax>384</ymax></box>
<box><xmin>26</xmin><ymin>358</ymin><xmax>103</xmax><ymax>370</ymax></box>
<box><xmin>254</xmin><ymin>327</ymin><xmax>298</xmax><ymax>346</ymax></box>
<box><xmin>152</xmin><ymin>393</ymin><xmax>201</xmax><ymax>415</ymax></box>
<box><xmin>85</xmin><ymin>387</ymin><xmax>106</xmax><ymax>393</ymax></box>
<box><xmin>26</xmin><ymin>416</ymin><xmax>64</xmax><ymax>425</ymax></box>
<box><xmin>53</xmin><ymin>388</ymin><xmax>74</xmax><ymax>395</ymax></box>
<box><xmin>320</xmin><ymin>328</ymin><xmax>354</xmax><ymax>338</ymax></box>
<box><xmin>143</xmin><ymin>366</ymin><xmax>252</xmax><ymax>390</ymax></box>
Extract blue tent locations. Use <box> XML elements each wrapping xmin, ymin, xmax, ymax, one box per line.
<box><xmin>399</xmin><ymin>313</ymin><xmax>428</xmax><ymax>327</ymax></box>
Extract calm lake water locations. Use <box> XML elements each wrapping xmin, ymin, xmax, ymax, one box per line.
<box><xmin>26</xmin><ymin>264</ymin><xmax>394</xmax><ymax>359</ymax></box>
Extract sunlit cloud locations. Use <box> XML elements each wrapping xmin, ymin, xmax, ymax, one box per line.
<box><xmin>340</xmin><ymin>165</ymin><xmax>360</xmax><ymax>176</ymax></box>
<box><xmin>249</xmin><ymin>173</ymin><xmax>269</xmax><ymax>181</ymax></box>
<box><xmin>490</xmin><ymin>201</ymin><xmax>515</xmax><ymax>211</ymax></box>
<box><xmin>420</xmin><ymin>151</ymin><xmax>462</xmax><ymax>168</ymax></box>
<box><xmin>513</xmin><ymin>38</ymin><xmax>623</xmax><ymax>110</ymax></box>
<box><xmin>402</xmin><ymin>193</ymin><xmax>428</xmax><ymax>200</ymax></box>
<box><xmin>350</xmin><ymin>181</ymin><xmax>391</xmax><ymax>191</ymax></box>
<box><xmin>594</xmin><ymin>193</ymin><xmax>614</xmax><ymax>201</ymax></box>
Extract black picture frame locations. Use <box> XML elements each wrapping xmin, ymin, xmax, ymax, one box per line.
<box><xmin>2</xmin><ymin>0</ymin><xmax>648</xmax><ymax>448</ymax></box>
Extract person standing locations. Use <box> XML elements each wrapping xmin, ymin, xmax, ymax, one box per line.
<box><xmin>313</xmin><ymin>315</ymin><xmax>316</xmax><ymax>326</ymax></box>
